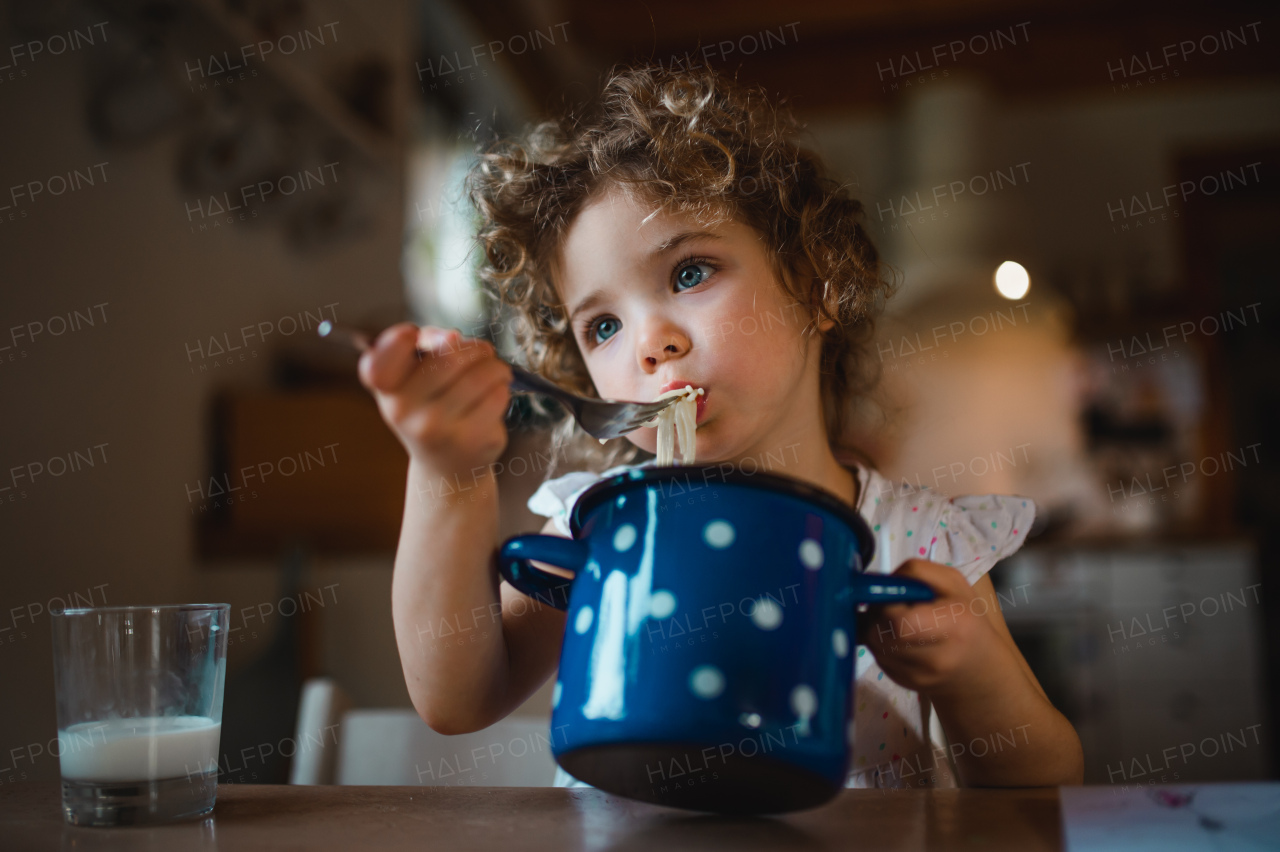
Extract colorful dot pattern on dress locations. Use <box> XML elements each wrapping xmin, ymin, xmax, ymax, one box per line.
<box><xmin>839</xmin><ymin>464</ymin><xmax>1037</xmax><ymax>790</ymax></box>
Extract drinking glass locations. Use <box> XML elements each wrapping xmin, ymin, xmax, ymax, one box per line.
<box><xmin>51</xmin><ymin>604</ymin><xmax>229</xmax><ymax>826</ymax></box>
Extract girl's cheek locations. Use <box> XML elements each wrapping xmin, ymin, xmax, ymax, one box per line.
<box><xmin>627</xmin><ymin>430</ymin><xmax>657</xmax><ymax>454</ymax></box>
<box><xmin>584</xmin><ymin>351</ymin><xmax>626</xmax><ymax>399</ymax></box>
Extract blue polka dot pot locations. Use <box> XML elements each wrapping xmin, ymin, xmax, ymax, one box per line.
<box><xmin>498</xmin><ymin>465</ymin><xmax>934</xmax><ymax>814</ymax></box>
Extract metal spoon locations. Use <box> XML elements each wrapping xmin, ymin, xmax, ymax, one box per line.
<box><xmin>317</xmin><ymin>321</ymin><xmax>680</xmax><ymax>440</ymax></box>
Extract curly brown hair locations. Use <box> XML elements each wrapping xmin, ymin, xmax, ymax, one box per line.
<box><xmin>467</xmin><ymin>63</ymin><xmax>894</xmax><ymax>474</ymax></box>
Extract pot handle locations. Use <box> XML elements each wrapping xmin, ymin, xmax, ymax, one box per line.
<box><xmin>496</xmin><ymin>535</ymin><xmax>588</xmax><ymax>612</ymax></box>
<box><xmin>848</xmin><ymin>572</ymin><xmax>936</xmax><ymax>604</ymax></box>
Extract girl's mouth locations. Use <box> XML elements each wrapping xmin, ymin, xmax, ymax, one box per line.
<box><xmin>659</xmin><ymin>380</ymin><xmax>709</xmax><ymax>424</ymax></box>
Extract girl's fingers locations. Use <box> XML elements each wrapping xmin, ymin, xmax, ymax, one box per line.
<box><xmin>893</xmin><ymin>559</ymin><xmax>964</xmax><ymax>595</ymax></box>
<box><xmin>358</xmin><ymin>324</ymin><xmax>421</xmax><ymax>393</ymax></box>
<box><xmin>401</xmin><ymin>337</ymin><xmax>500</xmax><ymax>410</ymax></box>
<box><xmin>417</xmin><ymin>326</ymin><xmax>460</xmax><ymax>353</ymax></box>
<box><xmin>424</xmin><ymin>358</ymin><xmax>511</xmax><ymax>424</ymax></box>
<box><xmin>454</xmin><ymin>360</ymin><xmax>513</xmax><ymax>420</ymax></box>
<box><xmin>455</xmin><ymin>381</ymin><xmax>515</xmax><ymax>455</ymax></box>
<box><xmin>360</xmin><ymin>324</ymin><xmax>496</xmax><ymax>404</ymax></box>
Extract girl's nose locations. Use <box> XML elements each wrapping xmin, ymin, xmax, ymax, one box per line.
<box><xmin>637</xmin><ymin>320</ymin><xmax>690</xmax><ymax>372</ymax></box>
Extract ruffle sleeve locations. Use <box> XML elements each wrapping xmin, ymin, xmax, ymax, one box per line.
<box><xmin>526</xmin><ymin>471</ymin><xmax>603</xmax><ymax>535</ymax></box>
<box><xmin>527</xmin><ymin>461</ymin><xmax>659</xmax><ymax>535</ymax></box>
<box><xmin>929</xmin><ymin>494</ymin><xmax>1037</xmax><ymax>585</ymax></box>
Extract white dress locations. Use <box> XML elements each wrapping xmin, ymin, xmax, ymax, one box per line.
<box><xmin>526</xmin><ymin>458</ymin><xmax>1037</xmax><ymax>789</ymax></box>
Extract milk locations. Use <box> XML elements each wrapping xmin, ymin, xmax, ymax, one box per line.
<box><xmin>58</xmin><ymin>716</ymin><xmax>221</xmax><ymax>782</ymax></box>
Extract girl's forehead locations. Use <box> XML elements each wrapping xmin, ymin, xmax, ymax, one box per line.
<box><xmin>554</xmin><ymin>187</ymin><xmax>691</xmax><ymax>294</ymax></box>
<box><xmin>553</xmin><ymin>183</ymin><xmax>765</xmax><ymax>305</ymax></box>
<box><xmin>567</xmin><ymin>185</ymin><xmax>687</xmax><ymax>247</ymax></box>
<box><xmin>560</xmin><ymin>186</ymin><xmax>743</xmax><ymax>267</ymax></box>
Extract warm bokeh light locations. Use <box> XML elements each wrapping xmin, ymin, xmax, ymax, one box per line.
<box><xmin>994</xmin><ymin>260</ymin><xmax>1031</xmax><ymax>299</ymax></box>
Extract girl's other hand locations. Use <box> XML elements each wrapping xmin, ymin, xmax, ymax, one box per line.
<box><xmin>357</xmin><ymin>323</ymin><xmax>513</xmax><ymax>477</ymax></box>
<box><xmin>857</xmin><ymin>560</ymin><xmax>1011</xmax><ymax>698</ymax></box>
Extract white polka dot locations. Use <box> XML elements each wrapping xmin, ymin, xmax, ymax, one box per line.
<box><xmin>689</xmin><ymin>665</ymin><xmax>725</xmax><ymax>699</ymax></box>
<box><xmin>832</xmin><ymin>628</ymin><xmax>849</xmax><ymax>658</ymax></box>
<box><xmin>613</xmin><ymin>524</ymin><xmax>637</xmax><ymax>552</ymax></box>
<box><xmin>702</xmin><ymin>520</ymin><xmax>735</xmax><ymax>549</ymax></box>
<box><xmin>739</xmin><ymin>712</ymin><xmax>762</xmax><ymax>729</ymax></box>
<box><xmin>799</xmin><ymin>539</ymin><xmax>824</xmax><ymax>569</ymax></box>
<box><xmin>552</xmin><ymin>681</ymin><xmax>562</xmax><ymax>708</ymax></box>
<box><xmin>574</xmin><ymin>606</ymin><xmax>594</xmax><ymax>634</ymax></box>
<box><xmin>750</xmin><ymin>598</ymin><xmax>783</xmax><ymax>630</ymax></box>
<box><xmin>790</xmin><ymin>684</ymin><xmax>817</xmax><ymax>717</ymax></box>
<box><xmin>649</xmin><ymin>590</ymin><xmax>677</xmax><ymax>619</ymax></box>
<box><xmin>846</xmin><ymin>718</ymin><xmax>856</xmax><ymax>745</ymax></box>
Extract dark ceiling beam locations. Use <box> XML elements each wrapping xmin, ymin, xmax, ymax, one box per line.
<box><xmin>453</xmin><ymin>0</ymin><xmax>1278</xmax><ymax>117</ymax></box>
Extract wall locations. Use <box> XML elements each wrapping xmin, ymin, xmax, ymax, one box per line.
<box><xmin>0</xmin><ymin>0</ymin><xmax>419</xmax><ymax>782</ymax></box>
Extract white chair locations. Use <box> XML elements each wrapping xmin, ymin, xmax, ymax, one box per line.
<box><xmin>289</xmin><ymin>677</ymin><xmax>558</xmax><ymax>787</ymax></box>
<box><xmin>289</xmin><ymin>677</ymin><xmax>351</xmax><ymax>785</ymax></box>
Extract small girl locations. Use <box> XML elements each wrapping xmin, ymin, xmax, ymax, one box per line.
<box><xmin>359</xmin><ymin>65</ymin><xmax>1083</xmax><ymax>789</ymax></box>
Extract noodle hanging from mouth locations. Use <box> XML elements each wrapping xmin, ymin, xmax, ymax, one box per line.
<box><xmin>643</xmin><ymin>386</ymin><xmax>704</xmax><ymax>466</ymax></box>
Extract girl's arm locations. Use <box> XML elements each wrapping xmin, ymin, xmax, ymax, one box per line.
<box><xmin>863</xmin><ymin>561</ymin><xmax>1085</xmax><ymax>786</ymax></box>
<box><xmin>360</xmin><ymin>324</ymin><xmax>563</xmax><ymax>734</ymax></box>
<box><xmin>389</xmin><ymin>468</ymin><xmax>565</xmax><ymax>734</ymax></box>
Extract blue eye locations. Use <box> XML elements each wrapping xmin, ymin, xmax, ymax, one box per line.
<box><xmin>591</xmin><ymin>317</ymin><xmax>620</xmax><ymax>344</ymax></box>
<box><xmin>675</xmin><ymin>262</ymin><xmax>713</xmax><ymax>291</ymax></box>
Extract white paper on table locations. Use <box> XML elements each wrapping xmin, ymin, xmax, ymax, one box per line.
<box><xmin>1060</xmin><ymin>783</ymin><xmax>1280</xmax><ymax>852</ymax></box>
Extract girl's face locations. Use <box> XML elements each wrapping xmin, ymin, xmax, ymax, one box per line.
<box><xmin>555</xmin><ymin>184</ymin><xmax>827</xmax><ymax>462</ymax></box>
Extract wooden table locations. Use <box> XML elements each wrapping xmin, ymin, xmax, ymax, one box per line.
<box><xmin>2</xmin><ymin>782</ymin><xmax>1063</xmax><ymax>851</ymax></box>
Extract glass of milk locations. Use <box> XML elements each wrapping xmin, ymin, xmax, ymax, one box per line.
<box><xmin>51</xmin><ymin>604</ymin><xmax>229</xmax><ymax>826</ymax></box>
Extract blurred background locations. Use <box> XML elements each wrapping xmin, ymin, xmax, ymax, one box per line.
<box><xmin>0</xmin><ymin>0</ymin><xmax>1276</xmax><ymax>787</ymax></box>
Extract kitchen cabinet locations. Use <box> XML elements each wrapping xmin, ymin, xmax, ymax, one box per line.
<box><xmin>992</xmin><ymin>541</ymin><xmax>1267</xmax><ymax>784</ymax></box>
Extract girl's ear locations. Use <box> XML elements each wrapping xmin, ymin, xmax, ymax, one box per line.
<box><xmin>817</xmin><ymin>316</ymin><xmax>836</xmax><ymax>333</ymax></box>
